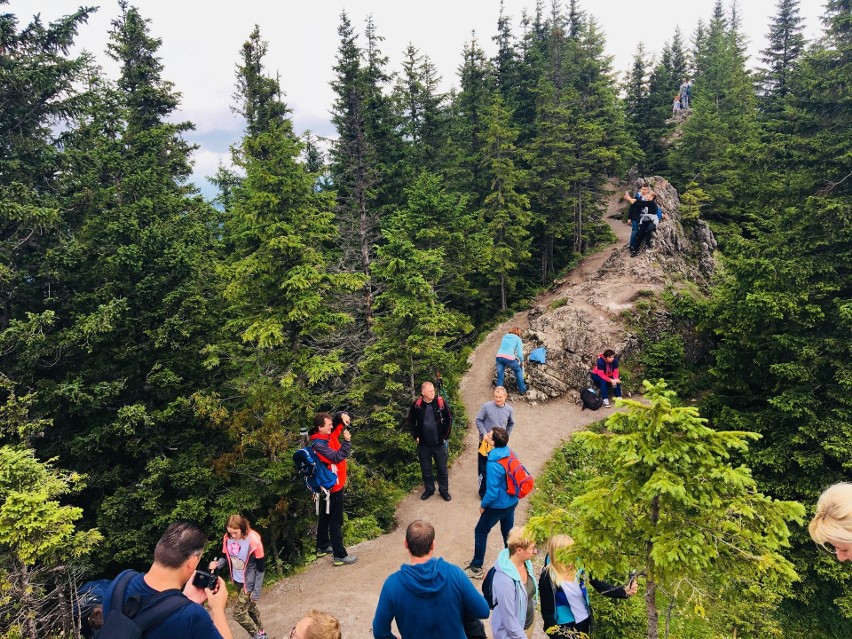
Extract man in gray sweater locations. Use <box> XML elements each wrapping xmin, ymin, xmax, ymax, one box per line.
<box><xmin>475</xmin><ymin>387</ymin><xmax>515</xmax><ymax>497</ymax></box>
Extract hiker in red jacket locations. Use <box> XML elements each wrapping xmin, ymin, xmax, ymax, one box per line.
<box><xmin>310</xmin><ymin>412</ymin><xmax>357</xmax><ymax>566</ymax></box>
<box><xmin>591</xmin><ymin>350</ymin><xmax>622</xmax><ymax>408</ymax></box>
<box><xmin>408</xmin><ymin>381</ymin><xmax>453</xmax><ymax>502</ymax></box>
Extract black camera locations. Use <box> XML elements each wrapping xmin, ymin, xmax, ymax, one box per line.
<box><xmin>192</xmin><ymin>569</ymin><xmax>218</xmax><ymax>590</ymax></box>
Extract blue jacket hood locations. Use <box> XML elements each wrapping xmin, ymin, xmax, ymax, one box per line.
<box><xmin>397</xmin><ymin>557</ymin><xmax>448</xmax><ymax>596</ymax></box>
<box><xmin>488</xmin><ymin>446</ymin><xmax>511</xmax><ymax>462</ymax></box>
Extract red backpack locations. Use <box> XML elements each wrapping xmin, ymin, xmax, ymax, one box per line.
<box><xmin>498</xmin><ymin>451</ymin><xmax>535</xmax><ymax>499</ymax></box>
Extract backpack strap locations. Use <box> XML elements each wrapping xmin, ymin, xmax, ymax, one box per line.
<box><xmin>109</xmin><ymin>569</ymin><xmax>137</xmax><ymax>616</ymax></box>
<box><xmin>130</xmin><ymin>589</ymin><xmax>191</xmax><ymax>633</ymax></box>
<box><xmin>109</xmin><ymin>569</ymin><xmax>191</xmax><ymax>634</ymax></box>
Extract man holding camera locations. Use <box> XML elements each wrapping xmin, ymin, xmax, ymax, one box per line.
<box><xmin>100</xmin><ymin>520</ymin><xmax>232</xmax><ymax>638</ymax></box>
<box><xmin>408</xmin><ymin>381</ymin><xmax>453</xmax><ymax>501</ymax></box>
<box><xmin>310</xmin><ymin>411</ymin><xmax>358</xmax><ymax>566</ymax></box>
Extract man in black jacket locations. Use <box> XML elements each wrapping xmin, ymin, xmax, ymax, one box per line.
<box><xmin>408</xmin><ymin>381</ymin><xmax>453</xmax><ymax>501</ymax></box>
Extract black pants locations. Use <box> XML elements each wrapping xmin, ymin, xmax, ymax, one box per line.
<box><xmin>478</xmin><ymin>452</ymin><xmax>488</xmax><ymax>497</ymax></box>
<box><xmin>317</xmin><ymin>489</ymin><xmax>347</xmax><ymax>558</ymax></box>
<box><xmin>631</xmin><ymin>220</ymin><xmax>656</xmax><ymax>252</ymax></box>
<box><xmin>418</xmin><ymin>443</ymin><xmax>449</xmax><ymax>495</ymax></box>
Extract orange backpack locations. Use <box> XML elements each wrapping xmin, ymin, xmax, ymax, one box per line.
<box><xmin>498</xmin><ymin>451</ymin><xmax>535</xmax><ymax>499</ymax></box>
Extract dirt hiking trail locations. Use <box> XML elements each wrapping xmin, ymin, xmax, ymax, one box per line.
<box><xmin>247</xmin><ymin>187</ymin><xmax>639</xmax><ymax>639</ymax></box>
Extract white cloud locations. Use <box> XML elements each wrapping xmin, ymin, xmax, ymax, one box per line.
<box><xmin>15</xmin><ymin>0</ymin><xmax>830</xmax><ymax>165</ymax></box>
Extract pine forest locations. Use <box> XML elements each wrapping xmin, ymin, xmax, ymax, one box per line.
<box><xmin>0</xmin><ymin>0</ymin><xmax>849</xmax><ymax>637</ymax></box>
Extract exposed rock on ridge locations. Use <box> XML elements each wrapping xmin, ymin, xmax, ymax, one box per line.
<box><xmin>508</xmin><ymin>177</ymin><xmax>715</xmax><ymax>404</ymax></box>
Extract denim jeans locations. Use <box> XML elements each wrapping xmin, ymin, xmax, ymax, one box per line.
<box><xmin>471</xmin><ymin>504</ymin><xmax>516</xmax><ymax>568</ymax></box>
<box><xmin>591</xmin><ymin>373</ymin><xmax>622</xmax><ymax>400</ymax></box>
<box><xmin>629</xmin><ymin>219</ymin><xmax>639</xmax><ymax>247</ymax></box>
<box><xmin>495</xmin><ymin>357</ymin><xmax>527</xmax><ymax>394</ymax></box>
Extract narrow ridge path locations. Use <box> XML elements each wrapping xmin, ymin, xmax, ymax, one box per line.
<box><xmin>253</xmin><ymin>188</ymin><xmax>631</xmax><ymax>639</ymax></box>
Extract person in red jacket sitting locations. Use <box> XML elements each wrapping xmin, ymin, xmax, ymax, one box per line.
<box><xmin>591</xmin><ymin>349</ymin><xmax>622</xmax><ymax>408</ymax></box>
<box><xmin>310</xmin><ymin>411</ymin><xmax>358</xmax><ymax>566</ymax></box>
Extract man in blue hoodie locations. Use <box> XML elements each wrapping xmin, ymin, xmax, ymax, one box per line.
<box><xmin>465</xmin><ymin>427</ymin><xmax>519</xmax><ymax>579</ymax></box>
<box><xmin>372</xmin><ymin>520</ymin><xmax>489</xmax><ymax>639</ymax></box>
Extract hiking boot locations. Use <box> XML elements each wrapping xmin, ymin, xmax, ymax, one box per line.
<box><xmin>465</xmin><ymin>564</ymin><xmax>484</xmax><ymax>579</ymax></box>
<box><xmin>333</xmin><ymin>554</ymin><xmax>358</xmax><ymax>566</ymax></box>
<box><xmin>251</xmin><ymin>632</ymin><xmax>267</xmax><ymax>639</ymax></box>
<box><xmin>603</xmin><ymin>398</ymin><xmax>611</xmax><ymax>407</ymax></box>
<box><xmin>315</xmin><ymin>546</ymin><xmax>333</xmax><ymax>557</ymax></box>
<box><xmin>421</xmin><ymin>490</ymin><xmax>435</xmax><ymax>500</ymax></box>
<box><xmin>440</xmin><ymin>492</ymin><xmax>452</xmax><ymax>502</ymax></box>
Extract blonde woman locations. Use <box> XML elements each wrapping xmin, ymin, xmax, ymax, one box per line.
<box><xmin>491</xmin><ymin>527</ymin><xmax>538</xmax><ymax>639</ymax></box>
<box><xmin>538</xmin><ymin>535</ymin><xmax>637</xmax><ymax>637</ymax></box>
<box><xmin>809</xmin><ymin>483</ymin><xmax>852</xmax><ymax>562</ymax></box>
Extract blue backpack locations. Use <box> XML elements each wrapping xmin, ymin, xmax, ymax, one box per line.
<box><xmin>293</xmin><ymin>443</ymin><xmax>337</xmax><ymax>495</ymax></box>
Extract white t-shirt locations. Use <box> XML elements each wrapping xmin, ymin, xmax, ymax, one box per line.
<box><xmin>560</xmin><ymin>580</ymin><xmax>590</xmax><ymax>624</ymax></box>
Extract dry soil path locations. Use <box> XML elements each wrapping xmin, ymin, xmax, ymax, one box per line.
<box><xmin>246</xmin><ymin>187</ymin><xmax>632</xmax><ymax>639</ymax></box>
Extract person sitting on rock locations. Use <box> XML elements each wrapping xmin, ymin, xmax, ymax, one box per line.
<box><xmin>625</xmin><ymin>186</ymin><xmax>659</xmax><ymax>254</ymax></box>
<box><xmin>629</xmin><ymin>189</ymin><xmax>663</xmax><ymax>256</ymax></box>
<box><xmin>591</xmin><ymin>350</ymin><xmax>621</xmax><ymax>408</ymax></box>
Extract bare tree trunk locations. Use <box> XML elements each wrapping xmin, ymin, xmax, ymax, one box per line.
<box><xmin>646</xmin><ymin>494</ymin><xmax>660</xmax><ymax>639</ymax></box>
<box><xmin>357</xmin><ymin>184</ymin><xmax>373</xmax><ymax>325</ymax></box>
<box><xmin>573</xmin><ymin>185</ymin><xmax>583</xmax><ymax>254</ymax></box>
<box><xmin>19</xmin><ymin>562</ymin><xmax>38</xmax><ymax>639</ymax></box>
<box><xmin>500</xmin><ymin>272</ymin><xmax>507</xmax><ymax>311</ymax></box>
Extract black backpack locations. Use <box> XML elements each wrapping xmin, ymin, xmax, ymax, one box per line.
<box><xmin>581</xmin><ymin>387</ymin><xmax>603</xmax><ymax>411</ymax></box>
<box><xmin>481</xmin><ymin>566</ymin><xmax>498</xmax><ymax>609</ymax></box>
<box><xmin>99</xmin><ymin>570</ymin><xmax>191</xmax><ymax>638</ymax></box>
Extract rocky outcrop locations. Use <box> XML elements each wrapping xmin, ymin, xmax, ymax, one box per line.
<box><xmin>512</xmin><ymin>177</ymin><xmax>715</xmax><ymax>404</ymax></box>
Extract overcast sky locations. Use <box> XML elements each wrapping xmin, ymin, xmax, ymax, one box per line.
<box><xmin>11</xmin><ymin>1</ymin><xmax>829</xmax><ymax>193</ymax></box>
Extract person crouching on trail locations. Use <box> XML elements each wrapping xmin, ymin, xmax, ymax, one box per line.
<box><xmin>408</xmin><ymin>381</ymin><xmax>453</xmax><ymax>501</ymax></box>
<box><xmin>310</xmin><ymin>411</ymin><xmax>358</xmax><ymax>566</ymax></box>
<box><xmin>591</xmin><ymin>350</ymin><xmax>622</xmax><ymax>407</ymax></box>
<box><xmin>210</xmin><ymin>515</ymin><xmax>267</xmax><ymax>639</ymax></box>
<box><xmin>495</xmin><ymin>327</ymin><xmax>527</xmax><ymax>395</ymax></box>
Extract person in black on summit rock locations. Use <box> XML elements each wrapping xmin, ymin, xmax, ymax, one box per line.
<box><xmin>628</xmin><ymin>187</ymin><xmax>662</xmax><ymax>256</ymax></box>
<box><xmin>409</xmin><ymin>381</ymin><xmax>453</xmax><ymax>501</ymax></box>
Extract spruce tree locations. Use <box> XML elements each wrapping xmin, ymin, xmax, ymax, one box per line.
<box><xmin>0</xmin><ymin>5</ymin><xmax>92</xmax><ymax>383</ymax></box>
<box><xmin>479</xmin><ymin>93</ymin><xmax>532</xmax><ymax>311</ymax></box>
<box><xmin>757</xmin><ymin>0</ymin><xmax>806</xmax><ymax>110</ymax></box>
<box><xmin>201</xmin><ymin>26</ymin><xmax>363</xmax><ymax>560</ymax></box>
<box><xmin>669</xmin><ymin>1</ymin><xmax>759</xmax><ymax>228</ymax></box>
<box><xmin>392</xmin><ymin>44</ymin><xmax>449</xmax><ymax>176</ymax></box>
<box><xmin>530</xmin><ymin>382</ymin><xmax>805</xmax><ymax>639</ymax></box>
<box><xmin>36</xmin><ymin>2</ymin><xmax>222</xmax><ymax>567</ymax></box>
<box><xmin>450</xmin><ymin>34</ymin><xmax>495</xmax><ymax>203</ymax></box>
<box><xmin>329</xmin><ymin>11</ymin><xmax>378</xmax><ymax>327</ymax></box>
